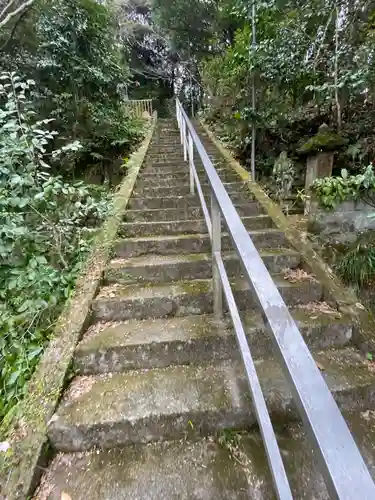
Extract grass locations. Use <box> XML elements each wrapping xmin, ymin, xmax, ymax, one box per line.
<box><xmin>335</xmin><ymin>244</ymin><xmax>375</xmax><ymax>287</ymax></box>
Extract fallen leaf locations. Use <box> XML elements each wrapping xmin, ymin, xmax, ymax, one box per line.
<box><xmin>61</xmin><ymin>493</ymin><xmax>72</xmax><ymax>500</ymax></box>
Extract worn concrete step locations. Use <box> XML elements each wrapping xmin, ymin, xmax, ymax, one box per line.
<box><xmin>125</xmin><ymin>203</ymin><xmax>264</xmax><ymax>222</ymax></box>
<box><xmin>120</xmin><ymin>215</ymin><xmax>273</xmax><ymax>238</ymax></box>
<box><xmin>137</xmin><ymin>170</ymin><xmax>239</xmax><ymax>186</ymax></box>
<box><xmin>114</xmin><ymin>229</ymin><xmax>290</xmax><ymax>258</ymax></box>
<box><xmin>48</xmin><ymin>348</ymin><xmax>373</xmax><ymax>452</ymax></box>
<box><xmin>133</xmin><ymin>181</ymin><xmax>248</xmax><ymax>198</ymax></box>
<box><xmin>148</xmin><ymin>144</ymin><xmax>219</xmax><ymax>153</ymax></box>
<box><xmin>145</xmin><ymin>152</ymin><xmax>185</xmax><ymax>161</ymax></box>
<box><xmin>144</xmin><ymin>156</ymin><xmax>226</xmax><ymax>167</ymax></box>
<box><xmin>141</xmin><ymin>164</ymin><xmax>229</xmax><ymax>175</ymax></box>
<box><xmin>75</xmin><ymin>309</ymin><xmax>351</xmax><ymax>375</ymax></box>
<box><xmin>105</xmin><ymin>249</ymin><xmax>299</xmax><ymax>284</ymax></box>
<box><xmin>143</xmin><ymin>159</ymin><xmax>226</xmax><ymax>171</ymax></box>
<box><xmin>42</xmin><ymin>409</ymin><xmax>375</xmax><ymax>499</ymax></box>
<box><xmin>128</xmin><ymin>190</ymin><xmax>254</xmax><ymax>210</ymax></box>
<box><xmin>92</xmin><ymin>275</ymin><xmax>322</xmax><ymax>322</ymax></box>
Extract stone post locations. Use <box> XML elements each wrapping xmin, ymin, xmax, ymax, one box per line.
<box><xmin>304</xmin><ymin>151</ymin><xmax>334</xmax><ymax>214</ymax></box>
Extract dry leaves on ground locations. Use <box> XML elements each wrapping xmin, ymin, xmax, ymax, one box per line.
<box><xmin>283</xmin><ymin>268</ymin><xmax>317</xmax><ymax>283</ymax></box>
<box><xmin>298</xmin><ymin>301</ymin><xmax>341</xmax><ymax>317</ymax></box>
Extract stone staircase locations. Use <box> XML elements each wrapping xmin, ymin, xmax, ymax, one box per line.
<box><xmin>39</xmin><ymin>119</ymin><xmax>375</xmax><ymax>499</ymax></box>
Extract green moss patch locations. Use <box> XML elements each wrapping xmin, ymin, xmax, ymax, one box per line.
<box><xmin>298</xmin><ymin>126</ymin><xmax>348</xmax><ymax>154</ymax></box>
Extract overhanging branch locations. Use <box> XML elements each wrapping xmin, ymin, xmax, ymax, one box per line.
<box><xmin>0</xmin><ymin>0</ymin><xmax>34</xmax><ymax>29</ymax></box>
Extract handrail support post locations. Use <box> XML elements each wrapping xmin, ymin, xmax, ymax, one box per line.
<box><xmin>188</xmin><ymin>134</ymin><xmax>195</xmax><ymax>195</ymax></box>
<box><xmin>211</xmin><ymin>193</ymin><xmax>222</xmax><ymax>319</ymax></box>
<box><xmin>183</xmin><ymin>122</ymin><xmax>187</xmax><ymax>161</ymax></box>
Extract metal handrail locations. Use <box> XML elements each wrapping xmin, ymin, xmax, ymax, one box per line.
<box><xmin>175</xmin><ymin>98</ymin><xmax>375</xmax><ymax>499</ymax></box>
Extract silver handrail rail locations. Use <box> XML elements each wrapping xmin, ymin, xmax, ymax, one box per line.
<box><xmin>175</xmin><ymin>98</ymin><xmax>375</xmax><ymax>499</ymax></box>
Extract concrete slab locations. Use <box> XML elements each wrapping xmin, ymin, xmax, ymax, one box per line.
<box><xmin>105</xmin><ymin>250</ymin><xmax>300</xmax><ymax>284</ymax></box>
<box><xmin>75</xmin><ymin>309</ymin><xmax>352</xmax><ymax>374</ymax></box>
<box><xmin>133</xmin><ymin>181</ymin><xmax>248</xmax><ymax>198</ymax></box>
<box><xmin>113</xmin><ymin>229</ymin><xmax>290</xmax><ymax>258</ymax></box>
<box><xmin>48</xmin><ymin>348</ymin><xmax>375</xmax><ymax>451</ymax></box>
<box><xmin>128</xmin><ymin>190</ymin><xmax>254</xmax><ymax>209</ymax></box>
<box><xmin>136</xmin><ymin>170</ymin><xmax>239</xmax><ymax>186</ymax></box>
<box><xmin>37</xmin><ymin>409</ymin><xmax>375</xmax><ymax>499</ymax></box>
<box><xmin>125</xmin><ymin>203</ymin><xmax>264</xmax><ymax>222</ymax></box>
<box><xmin>120</xmin><ymin>215</ymin><xmax>274</xmax><ymax>237</ymax></box>
<box><xmin>91</xmin><ymin>276</ymin><xmax>323</xmax><ymax>322</ymax></box>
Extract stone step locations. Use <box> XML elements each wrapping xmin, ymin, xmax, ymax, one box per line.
<box><xmin>147</xmin><ymin>145</ymin><xmax>219</xmax><ymax>155</ymax></box>
<box><xmin>145</xmin><ymin>152</ymin><xmax>185</xmax><ymax>161</ymax></box>
<box><xmin>128</xmin><ymin>190</ymin><xmax>253</xmax><ymax>210</ymax></box>
<box><xmin>75</xmin><ymin>310</ymin><xmax>351</xmax><ymax>375</ymax></box>
<box><xmin>143</xmin><ymin>158</ymin><xmax>226</xmax><ymax>169</ymax></box>
<box><xmin>105</xmin><ymin>249</ymin><xmax>299</xmax><ymax>284</ymax></box>
<box><xmin>144</xmin><ymin>154</ymin><xmax>226</xmax><ymax>165</ymax></box>
<box><xmin>141</xmin><ymin>164</ymin><xmax>228</xmax><ymax>175</ymax></box>
<box><xmin>125</xmin><ymin>203</ymin><xmax>264</xmax><ymax>222</ymax></box>
<box><xmin>41</xmin><ymin>409</ymin><xmax>375</xmax><ymax>498</ymax></box>
<box><xmin>48</xmin><ymin>348</ymin><xmax>373</xmax><ymax>452</ymax></box>
<box><xmin>120</xmin><ymin>215</ymin><xmax>273</xmax><ymax>238</ymax></box>
<box><xmin>113</xmin><ymin>229</ymin><xmax>290</xmax><ymax>258</ymax></box>
<box><xmin>133</xmin><ymin>181</ymin><xmax>248</xmax><ymax>198</ymax></box>
<box><xmin>92</xmin><ymin>276</ymin><xmax>322</xmax><ymax>322</ymax></box>
<box><xmin>136</xmin><ymin>170</ymin><xmax>239</xmax><ymax>186</ymax></box>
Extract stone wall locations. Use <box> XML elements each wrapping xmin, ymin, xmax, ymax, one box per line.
<box><xmin>309</xmin><ymin>198</ymin><xmax>375</xmax><ymax>243</ymax></box>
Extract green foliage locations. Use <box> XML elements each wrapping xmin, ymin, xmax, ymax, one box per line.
<box><xmin>0</xmin><ymin>0</ymin><xmax>147</xmax><ymax>426</ymax></box>
<box><xmin>183</xmin><ymin>0</ymin><xmax>375</xmax><ymax>177</ymax></box>
<box><xmin>311</xmin><ymin>165</ymin><xmax>375</xmax><ymax>210</ymax></box>
<box><xmin>336</xmin><ymin>244</ymin><xmax>375</xmax><ymax>287</ymax></box>
<box><xmin>0</xmin><ymin>0</ymin><xmax>145</xmax><ymax>178</ymax></box>
<box><xmin>0</xmin><ymin>73</ymin><xmax>110</xmax><ymax>422</ymax></box>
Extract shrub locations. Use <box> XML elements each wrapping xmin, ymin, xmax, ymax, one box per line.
<box><xmin>0</xmin><ymin>72</ymin><xmax>110</xmax><ymax>423</ymax></box>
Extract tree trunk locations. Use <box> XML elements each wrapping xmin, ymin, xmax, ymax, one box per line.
<box><xmin>334</xmin><ymin>5</ymin><xmax>342</xmax><ymax>130</ymax></box>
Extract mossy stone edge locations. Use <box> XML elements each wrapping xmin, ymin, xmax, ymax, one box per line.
<box><xmin>0</xmin><ymin>114</ymin><xmax>157</xmax><ymax>500</ymax></box>
<box><xmin>200</xmin><ymin>120</ymin><xmax>375</xmax><ymax>355</ymax></box>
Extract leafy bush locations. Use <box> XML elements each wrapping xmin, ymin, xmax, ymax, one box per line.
<box><xmin>34</xmin><ymin>0</ymin><xmax>145</xmax><ymax>173</ymax></box>
<box><xmin>0</xmin><ymin>0</ymin><xmax>145</xmax><ymax>179</ymax></box>
<box><xmin>336</xmin><ymin>244</ymin><xmax>375</xmax><ymax>287</ymax></box>
<box><xmin>0</xmin><ymin>73</ymin><xmax>110</xmax><ymax>423</ymax></box>
<box><xmin>311</xmin><ymin>165</ymin><xmax>375</xmax><ymax>210</ymax></box>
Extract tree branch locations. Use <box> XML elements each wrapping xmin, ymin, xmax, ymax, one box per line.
<box><xmin>0</xmin><ymin>0</ymin><xmax>34</xmax><ymax>29</ymax></box>
<box><xmin>334</xmin><ymin>4</ymin><xmax>342</xmax><ymax>130</ymax></box>
<box><xmin>313</xmin><ymin>9</ymin><xmax>334</xmax><ymax>68</ymax></box>
<box><xmin>0</xmin><ymin>0</ymin><xmax>17</xmax><ymax>19</ymax></box>
<box><xmin>0</xmin><ymin>6</ymin><xmax>28</xmax><ymax>51</ymax></box>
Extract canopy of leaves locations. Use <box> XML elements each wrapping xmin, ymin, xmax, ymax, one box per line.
<box><xmin>0</xmin><ymin>0</ymin><xmax>144</xmax><ymax>178</ymax></box>
<box><xmin>153</xmin><ymin>0</ymin><xmax>375</xmax><ymax>176</ymax></box>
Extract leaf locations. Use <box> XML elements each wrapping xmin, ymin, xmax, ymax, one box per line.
<box><xmin>0</xmin><ymin>441</ymin><xmax>11</xmax><ymax>453</ymax></box>
<box><xmin>367</xmin><ymin>353</ymin><xmax>373</xmax><ymax>362</ymax></box>
<box><xmin>61</xmin><ymin>493</ymin><xmax>72</xmax><ymax>500</ymax></box>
